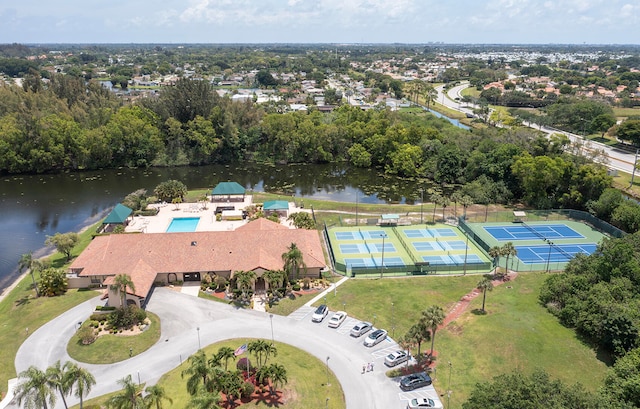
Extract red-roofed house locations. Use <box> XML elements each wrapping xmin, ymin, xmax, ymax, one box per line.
<box><xmin>69</xmin><ymin>219</ymin><xmax>326</xmax><ymax>307</ymax></box>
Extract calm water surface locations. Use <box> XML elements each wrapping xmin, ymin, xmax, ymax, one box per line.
<box><xmin>0</xmin><ymin>163</ymin><xmax>429</xmax><ymax>291</ymax></box>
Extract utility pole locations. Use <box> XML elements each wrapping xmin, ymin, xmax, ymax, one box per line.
<box><xmin>630</xmin><ymin>149</ymin><xmax>639</xmax><ymax>188</ymax></box>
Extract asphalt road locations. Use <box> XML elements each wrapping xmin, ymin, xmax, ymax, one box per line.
<box><xmin>13</xmin><ymin>288</ymin><xmax>442</xmax><ymax>409</ymax></box>
<box><xmin>434</xmin><ymin>82</ymin><xmax>638</xmax><ymax>174</ymax></box>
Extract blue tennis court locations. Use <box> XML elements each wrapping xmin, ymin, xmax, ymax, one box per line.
<box><xmin>484</xmin><ymin>224</ymin><xmax>584</xmax><ymax>241</ymax></box>
<box><xmin>413</xmin><ymin>240</ymin><xmax>467</xmax><ymax>251</ymax></box>
<box><xmin>339</xmin><ymin>243</ymin><xmax>366</xmax><ymax>254</ymax></box>
<box><xmin>404</xmin><ymin>228</ymin><xmax>458</xmax><ymax>239</ymax></box>
<box><xmin>335</xmin><ymin>231</ymin><xmax>358</xmax><ymax>240</ymax></box>
<box><xmin>515</xmin><ymin>244</ymin><xmax>597</xmax><ymax>264</ymax></box>
<box><xmin>413</xmin><ymin>241</ymin><xmax>439</xmax><ymax>251</ymax></box>
<box><xmin>344</xmin><ymin>257</ymin><xmax>405</xmax><ymax>268</ymax></box>
<box><xmin>422</xmin><ymin>254</ymin><xmax>483</xmax><ymax>265</ymax></box>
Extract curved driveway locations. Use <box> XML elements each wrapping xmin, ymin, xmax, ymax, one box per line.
<box><xmin>15</xmin><ymin>288</ymin><xmax>438</xmax><ymax>409</ymax></box>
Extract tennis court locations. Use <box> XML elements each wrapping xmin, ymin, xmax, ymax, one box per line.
<box><xmin>340</xmin><ymin>242</ymin><xmax>396</xmax><ymax>254</ymax></box>
<box><xmin>515</xmin><ymin>244</ymin><xmax>598</xmax><ymax>264</ymax></box>
<box><xmin>403</xmin><ymin>228</ymin><xmax>458</xmax><ymax>238</ymax></box>
<box><xmin>343</xmin><ymin>256</ymin><xmax>406</xmax><ymax>268</ymax></box>
<box><xmin>422</xmin><ymin>254</ymin><xmax>484</xmax><ymax>265</ymax></box>
<box><xmin>484</xmin><ymin>223</ymin><xmax>584</xmax><ymax>241</ymax></box>
<box><xmin>413</xmin><ymin>240</ymin><xmax>468</xmax><ymax>251</ymax></box>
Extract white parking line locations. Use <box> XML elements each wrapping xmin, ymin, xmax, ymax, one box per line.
<box><xmin>399</xmin><ymin>390</ymin><xmax>438</xmax><ymax>401</ymax></box>
<box><xmin>372</xmin><ymin>345</ymin><xmax>400</xmax><ymax>359</ymax></box>
<box><xmin>288</xmin><ymin>306</ymin><xmax>314</xmax><ymax>321</ymax></box>
<box><xmin>336</xmin><ymin>318</ymin><xmax>360</xmax><ymax>334</ymax></box>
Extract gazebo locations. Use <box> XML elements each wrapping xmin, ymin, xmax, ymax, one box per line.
<box><xmin>263</xmin><ymin>200</ymin><xmax>290</xmax><ymax>217</ymax></box>
<box><xmin>100</xmin><ymin>203</ymin><xmax>133</xmax><ymax>233</ymax></box>
<box><xmin>211</xmin><ymin>182</ymin><xmax>246</xmax><ymax>202</ymax></box>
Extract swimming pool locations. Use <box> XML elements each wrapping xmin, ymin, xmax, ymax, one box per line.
<box><xmin>166</xmin><ymin>217</ymin><xmax>200</xmax><ymax>233</ymax></box>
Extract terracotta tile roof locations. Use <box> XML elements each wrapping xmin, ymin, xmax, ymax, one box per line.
<box><xmin>71</xmin><ymin>219</ymin><xmax>325</xmax><ymax>281</ymax></box>
<box><xmin>101</xmin><ymin>259</ymin><xmax>156</xmax><ymax>299</ymax></box>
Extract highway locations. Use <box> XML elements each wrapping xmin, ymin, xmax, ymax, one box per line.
<box><xmin>434</xmin><ymin>82</ymin><xmax>638</xmax><ymax>174</ymax></box>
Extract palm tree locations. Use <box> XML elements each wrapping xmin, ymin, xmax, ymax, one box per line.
<box><xmin>477</xmin><ymin>277</ymin><xmax>494</xmax><ymax>313</ymax></box>
<box><xmin>18</xmin><ymin>252</ymin><xmax>39</xmax><ymax>297</ymax></box>
<box><xmin>233</xmin><ymin>270</ymin><xmax>256</xmax><ymax>301</ymax></box>
<box><xmin>488</xmin><ymin>246</ymin><xmax>502</xmax><ymax>273</ymax></box>
<box><xmin>460</xmin><ymin>195</ymin><xmax>474</xmax><ymax>220</ymax></box>
<box><xmin>263</xmin><ymin>269</ymin><xmax>285</xmax><ymax>298</ymax></box>
<box><xmin>45</xmin><ymin>361</ymin><xmax>70</xmax><ymax>409</ymax></box>
<box><xmin>111</xmin><ymin>274</ymin><xmax>136</xmax><ymax>308</ymax></box>
<box><xmin>266</xmin><ymin>363</ymin><xmax>288</xmax><ymax>395</ymax></box>
<box><xmin>143</xmin><ymin>384</ymin><xmax>173</xmax><ymax>409</ymax></box>
<box><xmin>421</xmin><ymin>305</ymin><xmax>446</xmax><ymax>359</ymax></box>
<box><xmin>105</xmin><ymin>375</ymin><xmax>144</xmax><ymax>409</ymax></box>
<box><xmin>424</xmin><ymin>84</ymin><xmax>437</xmax><ymax>110</ymax></box>
<box><xmin>450</xmin><ymin>192</ymin><xmax>463</xmax><ymax>218</ymax></box>
<box><xmin>501</xmin><ymin>242</ymin><xmax>517</xmax><ymax>274</ymax></box>
<box><xmin>182</xmin><ymin>350</ymin><xmax>216</xmax><ymax>395</ymax></box>
<box><xmin>217</xmin><ymin>370</ymin><xmax>243</xmax><ymax>406</ymax></box>
<box><xmin>216</xmin><ymin>346</ymin><xmax>237</xmax><ymax>371</ymax></box>
<box><xmin>405</xmin><ymin>321</ymin><xmax>430</xmax><ymax>357</ymax></box>
<box><xmin>440</xmin><ymin>195</ymin><xmax>451</xmax><ymax>222</ymax></box>
<box><xmin>429</xmin><ymin>191</ymin><xmax>442</xmax><ymax>223</ymax></box>
<box><xmin>248</xmin><ymin>339</ymin><xmax>277</xmax><ymax>369</ymax></box>
<box><xmin>398</xmin><ymin>336</ymin><xmax>414</xmax><ymax>368</ymax></box>
<box><xmin>186</xmin><ymin>388</ymin><xmax>221</xmax><ymax>409</ymax></box>
<box><xmin>15</xmin><ymin>366</ymin><xmax>56</xmax><ymax>409</ymax></box>
<box><xmin>281</xmin><ymin>243</ymin><xmax>306</xmax><ymax>281</ymax></box>
<box><xmin>64</xmin><ymin>362</ymin><xmax>95</xmax><ymax>409</ymax></box>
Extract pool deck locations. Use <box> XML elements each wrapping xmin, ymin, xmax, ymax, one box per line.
<box><xmin>124</xmin><ymin>197</ymin><xmax>307</xmax><ymax>234</ymax></box>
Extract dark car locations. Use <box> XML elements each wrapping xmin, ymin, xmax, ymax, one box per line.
<box><xmin>399</xmin><ymin>372</ymin><xmax>432</xmax><ymax>391</ymax></box>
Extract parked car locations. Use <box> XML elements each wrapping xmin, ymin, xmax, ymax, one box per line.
<box><xmin>350</xmin><ymin>321</ymin><xmax>372</xmax><ymax>337</ymax></box>
<box><xmin>400</xmin><ymin>372</ymin><xmax>432</xmax><ymax>391</ymax></box>
<box><xmin>328</xmin><ymin>311</ymin><xmax>347</xmax><ymax>328</ymax></box>
<box><xmin>407</xmin><ymin>397</ymin><xmax>439</xmax><ymax>409</ymax></box>
<box><xmin>384</xmin><ymin>350</ymin><xmax>410</xmax><ymax>367</ymax></box>
<box><xmin>363</xmin><ymin>329</ymin><xmax>388</xmax><ymax>347</ymax></box>
<box><xmin>311</xmin><ymin>304</ymin><xmax>329</xmax><ymax>322</ymax></box>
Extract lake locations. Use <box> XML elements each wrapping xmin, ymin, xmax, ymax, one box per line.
<box><xmin>0</xmin><ymin>163</ymin><xmax>432</xmax><ymax>291</ymax></box>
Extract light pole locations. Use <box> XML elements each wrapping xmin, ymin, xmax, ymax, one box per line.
<box><xmin>463</xmin><ymin>231</ymin><xmax>469</xmax><ymax>275</ymax></box>
<box><xmin>373</xmin><ymin>313</ymin><xmax>377</xmax><ymax>326</ymax></box>
<box><xmin>420</xmin><ymin>188</ymin><xmax>424</xmax><ymax>225</ymax></box>
<box><xmin>379</xmin><ymin>233</ymin><xmax>387</xmax><ymax>278</ymax></box>
<box><xmin>325</xmin><ymin>356</ymin><xmax>331</xmax><ymax>386</ymax></box>
<box><xmin>196</xmin><ymin>327</ymin><xmax>201</xmax><ymax>350</ymax></box>
<box><xmin>447</xmin><ymin>361</ymin><xmax>452</xmax><ymax>409</ymax></box>
<box><xmin>343</xmin><ymin>302</ymin><xmax>346</xmax><ymax>312</ymax></box>
<box><xmin>391</xmin><ymin>302</ymin><xmax>395</xmax><ymax>338</ymax></box>
<box><xmin>325</xmin><ymin>397</ymin><xmax>330</xmax><ymax>409</ymax></box>
<box><xmin>355</xmin><ymin>191</ymin><xmax>359</xmax><ymax>226</ymax></box>
<box><xmin>545</xmin><ymin>240</ymin><xmax>553</xmax><ymax>273</ymax></box>
<box><xmin>269</xmin><ymin>314</ymin><xmax>274</xmax><ymax>344</ymax></box>
<box><xmin>137</xmin><ymin>370</ymin><xmax>141</xmax><ymax>385</ymax></box>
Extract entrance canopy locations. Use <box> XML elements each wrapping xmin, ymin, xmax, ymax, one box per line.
<box><xmin>211</xmin><ymin>182</ymin><xmax>246</xmax><ymax>202</ymax></box>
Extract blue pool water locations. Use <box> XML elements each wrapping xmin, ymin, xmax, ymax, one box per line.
<box><xmin>166</xmin><ymin>217</ymin><xmax>200</xmax><ymax>232</ymax></box>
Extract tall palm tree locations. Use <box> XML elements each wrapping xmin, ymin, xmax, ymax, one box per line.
<box><xmin>477</xmin><ymin>277</ymin><xmax>494</xmax><ymax>313</ymax></box>
<box><xmin>405</xmin><ymin>321</ymin><xmax>430</xmax><ymax>357</ymax></box>
<box><xmin>263</xmin><ymin>269</ymin><xmax>285</xmax><ymax>297</ymax></box>
<box><xmin>398</xmin><ymin>336</ymin><xmax>414</xmax><ymax>368</ymax></box>
<box><xmin>281</xmin><ymin>242</ymin><xmax>306</xmax><ymax>280</ymax></box>
<box><xmin>143</xmin><ymin>384</ymin><xmax>173</xmax><ymax>409</ymax></box>
<box><xmin>424</xmin><ymin>84</ymin><xmax>437</xmax><ymax>110</ymax></box>
<box><xmin>488</xmin><ymin>246</ymin><xmax>502</xmax><ymax>273</ymax></box>
<box><xmin>501</xmin><ymin>242</ymin><xmax>517</xmax><ymax>274</ymax></box>
<box><xmin>18</xmin><ymin>252</ymin><xmax>39</xmax><ymax>297</ymax></box>
<box><xmin>216</xmin><ymin>346</ymin><xmax>237</xmax><ymax>371</ymax></box>
<box><xmin>182</xmin><ymin>350</ymin><xmax>216</xmax><ymax>395</ymax></box>
<box><xmin>111</xmin><ymin>274</ymin><xmax>136</xmax><ymax>308</ymax></box>
<box><xmin>64</xmin><ymin>362</ymin><xmax>95</xmax><ymax>409</ymax></box>
<box><xmin>450</xmin><ymin>192</ymin><xmax>463</xmax><ymax>218</ymax></box>
<box><xmin>460</xmin><ymin>195</ymin><xmax>474</xmax><ymax>220</ymax></box>
<box><xmin>105</xmin><ymin>375</ymin><xmax>144</xmax><ymax>409</ymax></box>
<box><xmin>45</xmin><ymin>361</ymin><xmax>70</xmax><ymax>409</ymax></box>
<box><xmin>440</xmin><ymin>195</ymin><xmax>451</xmax><ymax>222</ymax></box>
<box><xmin>421</xmin><ymin>305</ymin><xmax>446</xmax><ymax>359</ymax></box>
<box><xmin>248</xmin><ymin>339</ymin><xmax>277</xmax><ymax>369</ymax></box>
<box><xmin>15</xmin><ymin>366</ymin><xmax>56</xmax><ymax>409</ymax></box>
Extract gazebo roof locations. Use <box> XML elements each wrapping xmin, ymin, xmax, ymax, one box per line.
<box><xmin>263</xmin><ymin>200</ymin><xmax>289</xmax><ymax>210</ymax></box>
<box><xmin>103</xmin><ymin>203</ymin><xmax>133</xmax><ymax>224</ymax></box>
<box><xmin>211</xmin><ymin>182</ymin><xmax>245</xmax><ymax>195</ymax></box>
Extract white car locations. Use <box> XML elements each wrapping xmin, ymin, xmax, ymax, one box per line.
<box><xmin>311</xmin><ymin>304</ymin><xmax>329</xmax><ymax>322</ymax></box>
<box><xmin>384</xmin><ymin>350</ymin><xmax>410</xmax><ymax>367</ymax></box>
<box><xmin>328</xmin><ymin>311</ymin><xmax>347</xmax><ymax>328</ymax></box>
<box><xmin>363</xmin><ymin>329</ymin><xmax>388</xmax><ymax>347</ymax></box>
<box><xmin>407</xmin><ymin>397</ymin><xmax>440</xmax><ymax>409</ymax></box>
<box><xmin>350</xmin><ymin>321</ymin><xmax>372</xmax><ymax>337</ymax></box>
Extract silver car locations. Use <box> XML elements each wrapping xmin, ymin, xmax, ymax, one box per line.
<box><xmin>363</xmin><ymin>329</ymin><xmax>387</xmax><ymax>347</ymax></box>
<box><xmin>384</xmin><ymin>350</ymin><xmax>410</xmax><ymax>367</ymax></box>
<box><xmin>350</xmin><ymin>321</ymin><xmax>372</xmax><ymax>337</ymax></box>
<box><xmin>407</xmin><ymin>397</ymin><xmax>439</xmax><ymax>409</ymax></box>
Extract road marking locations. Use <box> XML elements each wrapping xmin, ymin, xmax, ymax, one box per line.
<box><xmin>399</xmin><ymin>390</ymin><xmax>439</xmax><ymax>401</ymax></box>
<box><xmin>372</xmin><ymin>345</ymin><xmax>400</xmax><ymax>359</ymax></box>
<box><xmin>288</xmin><ymin>306</ymin><xmax>314</xmax><ymax>321</ymax></box>
<box><xmin>336</xmin><ymin>318</ymin><xmax>360</xmax><ymax>334</ymax></box>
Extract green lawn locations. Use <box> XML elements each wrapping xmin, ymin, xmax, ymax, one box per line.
<box><xmin>266</xmin><ymin>291</ymin><xmax>317</xmax><ymax>316</ymax></box>
<box><xmin>318</xmin><ymin>273</ymin><xmax>607</xmax><ymax>409</ymax></box>
<box><xmin>67</xmin><ymin>312</ymin><xmax>161</xmax><ymax>364</ymax></box>
<box><xmin>75</xmin><ymin>338</ymin><xmax>346</xmax><ymax>409</ymax></box>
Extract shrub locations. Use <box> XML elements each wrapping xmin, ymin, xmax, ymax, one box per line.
<box><xmin>292</xmin><ymin>283</ymin><xmax>301</xmax><ymax>291</ymax></box>
<box><xmin>77</xmin><ymin>325</ymin><xmax>97</xmax><ymax>345</ymax></box>
<box><xmin>302</xmin><ymin>277</ymin><xmax>311</xmax><ymax>289</ymax></box>
<box><xmin>108</xmin><ymin>305</ymin><xmax>146</xmax><ymax>329</ymax></box>
<box><xmin>241</xmin><ymin>381</ymin><xmax>255</xmax><ymax>399</ymax></box>
<box><xmin>215</xmin><ymin>275</ymin><xmax>228</xmax><ymax>291</ymax></box>
<box><xmin>90</xmin><ymin>313</ymin><xmax>109</xmax><ymax>322</ymax></box>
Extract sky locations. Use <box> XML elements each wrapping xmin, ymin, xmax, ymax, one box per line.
<box><xmin>0</xmin><ymin>0</ymin><xmax>639</xmax><ymax>45</ymax></box>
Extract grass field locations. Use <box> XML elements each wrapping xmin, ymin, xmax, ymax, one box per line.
<box><xmin>67</xmin><ymin>312</ymin><xmax>161</xmax><ymax>364</ymax></box>
<box><xmin>72</xmin><ymin>338</ymin><xmax>346</xmax><ymax>409</ymax></box>
<box><xmin>319</xmin><ymin>273</ymin><xmax>608</xmax><ymax>408</ymax></box>
<box><xmin>0</xmin><ymin>222</ymin><xmax>103</xmax><ymax>398</ymax></box>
